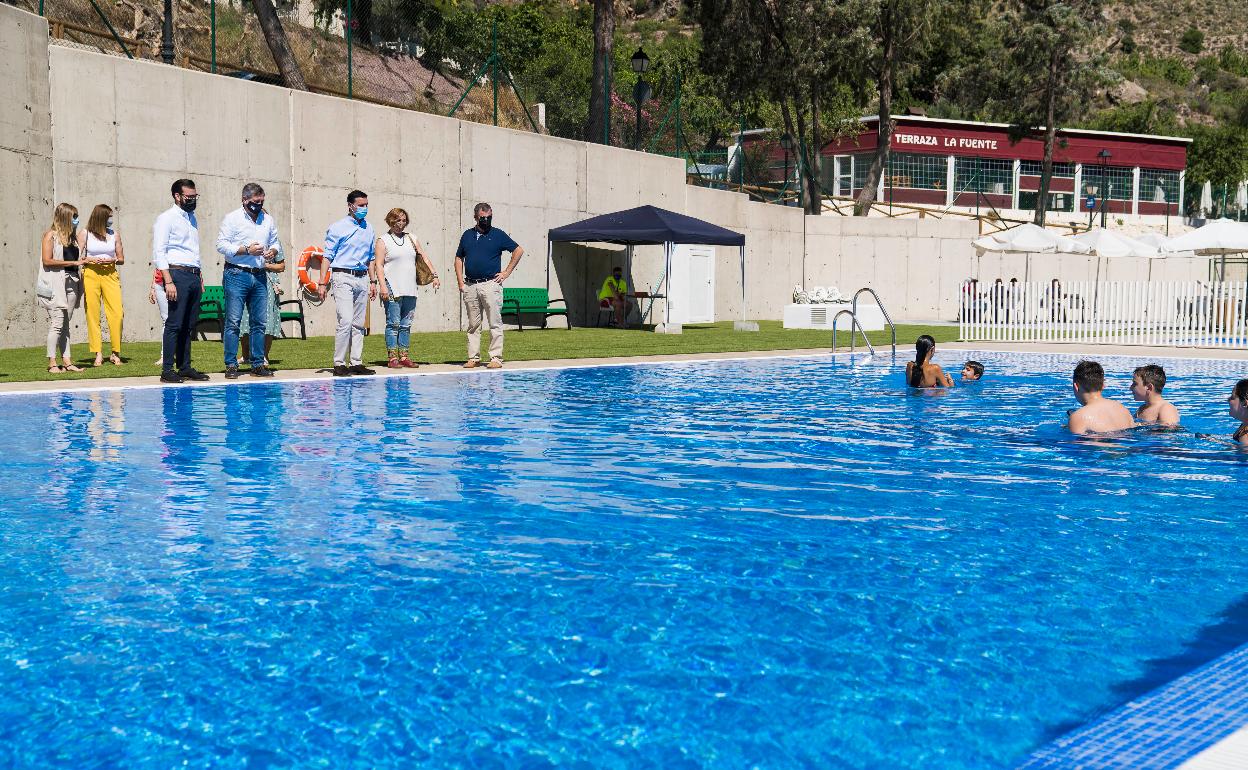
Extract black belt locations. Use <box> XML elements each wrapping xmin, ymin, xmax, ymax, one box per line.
<box><xmin>465</xmin><ymin>276</ymin><xmax>498</xmax><ymax>285</ymax></box>
<box><xmin>332</xmin><ymin>267</ymin><xmax>368</xmax><ymax>277</ymax></box>
<box><xmin>168</xmin><ymin>265</ymin><xmax>201</xmax><ymax>275</ymax></box>
<box><xmin>226</xmin><ymin>263</ymin><xmax>267</xmax><ymax>276</ymax></box>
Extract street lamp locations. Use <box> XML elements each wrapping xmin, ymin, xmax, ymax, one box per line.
<box><xmin>1098</xmin><ymin>148</ymin><xmax>1111</xmax><ymax>228</ymax></box>
<box><xmin>780</xmin><ymin>133</ymin><xmax>793</xmax><ymax>195</ymax></box>
<box><xmin>160</xmin><ymin>0</ymin><xmax>175</xmax><ymax>64</ymax></box>
<box><xmin>630</xmin><ymin>48</ymin><xmax>651</xmax><ymax>151</ymax></box>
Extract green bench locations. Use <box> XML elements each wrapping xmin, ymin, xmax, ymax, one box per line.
<box><xmin>501</xmin><ymin>287</ymin><xmax>569</xmax><ymax>331</ymax></box>
<box><xmin>194</xmin><ymin>284</ymin><xmax>307</xmax><ymax>341</ymax></box>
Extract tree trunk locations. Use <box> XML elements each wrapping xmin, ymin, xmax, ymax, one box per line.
<box><xmin>585</xmin><ymin>0</ymin><xmax>615</xmax><ymax>144</ymax></box>
<box><xmin>1033</xmin><ymin>47</ymin><xmax>1059</xmax><ymax>226</ymax></box>
<box><xmin>253</xmin><ymin>0</ymin><xmax>307</xmax><ymax>90</ymax></box>
<box><xmin>806</xmin><ymin>84</ymin><xmax>823</xmax><ymax>215</ymax></box>
<box><xmin>855</xmin><ymin>2</ymin><xmax>895</xmax><ymax>216</ymax></box>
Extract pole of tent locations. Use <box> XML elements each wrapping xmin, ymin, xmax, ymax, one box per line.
<box><xmin>739</xmin><ymin>245</ymin><xmax>746</xmax><ymax>322</ymax></box>
<box><xmin>545</xmin><ymin>240</ymin><xmax>552</xmax><ymax>293</ymax></box>
<box><xmin>664</xmin><ymin>241</ymin><xmax>672</xmax><ymax>327</ymax></box>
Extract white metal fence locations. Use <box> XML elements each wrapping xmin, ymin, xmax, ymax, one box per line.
<box><xmin>958</xmin><ymin>280</ymin><xmax>1248</xmax><ymax>348</ymax></box>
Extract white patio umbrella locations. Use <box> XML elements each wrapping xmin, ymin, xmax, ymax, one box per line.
<box><xmin>1162</xmin><ymin>218</ymin><xmax>1248</xmax><ymax>279</ymax></box>
<box><xmin>1071</xmin><ymin>227</ymin><xmax>1159</xmax><ymax>258</ymax></box>
<box><xmin>972</xmin><ymin>223</ymin><xmax>1090</xmax><ymax>254</ymax></box>
<box><xmin>1236</xmin><ymin>181</ymin><xmax>1247</xmax><ymax>214</ymax></box>
<box><xmin>1135</xmin><ymin>232</ymin><xmax>1172</xmax><ymax>250</ymax></box>
<box><xmin>1199</xmin><ymin>181</ymin><xmax>1213</xmax><ymax>218</ymax></box>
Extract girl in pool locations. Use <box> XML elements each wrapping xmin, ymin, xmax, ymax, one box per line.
<box><xmin>1230</xmin><ymin>379</ymin><xmax>1248</xmax><ymax>446</ymax></box>
<box><xmin>906</xmin><ymin>335</ymin><xmax>954</xmax><ymax>388</ymax></box>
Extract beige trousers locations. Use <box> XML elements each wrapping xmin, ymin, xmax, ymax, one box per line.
<box><xmin>463</xmin><ymin>280</ymin><xmax>503</xmax><ymax>362</ymax></box>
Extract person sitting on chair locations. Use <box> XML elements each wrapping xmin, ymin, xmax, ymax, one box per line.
<box><xmin>598</xmin><ymin>266</ymin><xmax>631</xmax><ymax>327</ymax></box>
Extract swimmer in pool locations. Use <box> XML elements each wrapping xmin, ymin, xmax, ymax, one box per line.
<box><xmin>906</xmin><ymin>335</ymin><xmax>954</xmax><ymax>388</ymax></box>
<box><xmin>1229</xmin><ymin>378</ymin><xmax>1248</xmax><ymax>446</ymax></box>
<box><xmin>961</xmin><ymin>360</ymin><xmax>984</xmax><ymax>382</ymax></box>
<box><xmin>1067</xmin><ymin>360</ymin><xmax>1134</xmax><ymax>435</ymax></box>
<box><xmin>1130</xmin><ymin>364</ymin><xmax>1179</xmax><ymax>427</ymax></box>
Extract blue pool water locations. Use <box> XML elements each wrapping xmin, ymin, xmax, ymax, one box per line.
<box><xmin>3</xmin><ymin>351</ymin><xmax>1247</xmax><ymax>769</ymax></box>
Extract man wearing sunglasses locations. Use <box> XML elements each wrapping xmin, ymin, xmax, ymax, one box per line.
<box><xmin>153</xmin><ymin>178</ymin><xmax>210</xmax><ymax>383</ymax></box>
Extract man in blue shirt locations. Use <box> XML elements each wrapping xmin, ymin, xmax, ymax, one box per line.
<box><xmin>454</xmin><ymin>202</ymin><xmax>524</xmax><ymax>368</ymax></box>
<box><xmin>216</xmin><ymin>182</ymin><xmax>279</xmax><ymax>379</ymax></box>
<box><xmin>318</xmin><ymin>189</ymin><xmax>379</xmax><ymax>376</ymax></box>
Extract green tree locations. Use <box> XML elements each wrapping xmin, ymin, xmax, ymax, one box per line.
<box><xmin>694</xmin><ymin>0</ymin><xmax>871</xmax><ymax>214</ymax></box>
<box><xmin>585</xmin><ymin>0</ymin><xmax>616</xmax><ymax>144</ymax></box>
<box><xmin>854</xmin><ymin>0</ymin><xmax>950</xmax><ymax>216</ymax></box>
<box><xmin>999</xmin><ymin>0</ymin><xmax>1106</xmax><ymax>225</ymax></box>
<box><xmin>1179</xmin><ymin>27</ymin><xmax>1204</xmax><ymax>55</ymax></box>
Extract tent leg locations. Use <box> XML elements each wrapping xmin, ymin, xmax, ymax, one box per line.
<box><xmin>626</xmin><ymin>245</ymin><xmax>633</xmax><ymax>327</ymax></box>
<box><xmin>545</xmin><ymin>241</ymin><xmax>552</xmax><ymax>293</ymax></box>
<box><xmin>734</xmin><ymin>244</ymin><xmax>757</xmax><ymax>331</ymax></box>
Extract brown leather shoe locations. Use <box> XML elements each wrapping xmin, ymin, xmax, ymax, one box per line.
<box><xmin>387</xmin><ymin>357</ymin><xmax>402</xmax><ymax>369</ymax></box>
<box><xmin>462</xmin><ymin>359</ymin><xmax>479</xmax><ymax>369</ymax></box>
<box><xmin>486</xmin><ymin>359</ymin><xmax>503</xmax><ymax>369</ymax></box>
<box><xmin>399</xmin><ymin>357</ymin><xmax>417</xmax><ymax>368</ymax></box>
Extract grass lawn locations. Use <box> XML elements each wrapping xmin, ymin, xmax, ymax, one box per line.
<box><xmin>3</xmin><ymin>322</ymin><xmax>957</xmax><ymax>384</ymax></box>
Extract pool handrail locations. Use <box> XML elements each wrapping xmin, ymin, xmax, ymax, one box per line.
<box><xmin>831</xmin><ymin>309</ymin><xmax>875</xmax><ymax>356</ymax></box>
<box><xmin>851</xmin><ymin>288</ymin><xmax>897</xmax><ymax>356</ymax></box>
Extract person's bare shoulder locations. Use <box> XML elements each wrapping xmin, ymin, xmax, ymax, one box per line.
<box><xmin>1068</xmin><ymin>406</ymin><xmax>1091</xmax><ymax>435</ymax></box>
<box><xmin>1109</xmin><ymin>400</ymin><xmax>1137</xmax><ymax>430</ymax></box>
<box><xmin>1158</xmin><ymin>400</ymin><xmax>1180</xmax><ymax>427</ymax></box>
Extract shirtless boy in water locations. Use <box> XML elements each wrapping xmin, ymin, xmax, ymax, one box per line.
<box><xmin>1067</xmin><ymin>360</ymin><xmax>1135</xmax><ymax>435</ymax></box>
<box><xmin>1130</xmin><ymin>364</ymin><xmax>1180</xmax><ymax>426</ymax></box>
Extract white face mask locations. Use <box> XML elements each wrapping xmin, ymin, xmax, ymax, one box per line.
<box><xmin>107</xmin><ymin>218</ymin><xmax>114</xmax><ymax>229</ymax></box>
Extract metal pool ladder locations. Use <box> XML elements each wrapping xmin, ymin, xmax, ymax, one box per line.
<box><xmin>831</xmin><ymin>288</ymin><xmax>898</xmax><ymax>356</ymax></box>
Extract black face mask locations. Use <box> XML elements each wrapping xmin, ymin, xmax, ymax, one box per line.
<box><xmin>477</xmin><ymin>215</ymin><xmax>492</xmax><ymax>233</ymax></box>
<box><xmin>179</xmin><ymin>196</ymin><xmax>198</xmax><ymax>213</ymax></box>
<box><xmin>245</xmin><ymin>201</ymin><xmax>263</xmax><ymax>217</ymax></box>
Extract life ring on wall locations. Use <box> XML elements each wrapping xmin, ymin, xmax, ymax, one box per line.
<box><xmin>297</xmin><ymin>246</ymin><xmax>325</xmax><ymax>295</ymax></box>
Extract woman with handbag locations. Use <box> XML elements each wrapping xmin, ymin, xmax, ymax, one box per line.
<box><xmin>37</xmin><ymin>203</ymin><xmax>84</xmax><ymax>373</ymax></box>
<box><xmin>375</xmin><ymin>207</ymin><xmax>440</xmax><ymax>368</ymax></box>
<box><xmin>240</xmin><ymin>239</ymin><xmax>288</xmax><ymax>366</ymax></box>
<box><xmin>78</xmin><ymin>203</ymin><xmax>126</xmax><ymax>367</ymax></box>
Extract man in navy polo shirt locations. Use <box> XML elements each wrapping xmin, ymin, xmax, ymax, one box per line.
<box><xmin>454</xmin><ymin>202</ymin><xmax>524</xmax><ymax>368</ymax></box>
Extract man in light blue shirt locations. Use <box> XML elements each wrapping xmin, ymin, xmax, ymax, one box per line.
<box><xmin>153</xmin><ymin>177</ymin><xmax>210</xmax><ymax>383</ymax></box>
<box><xmin>318</xmin><ymin>189</ymin><xmax>378</xmax><ymax>376</ymax></box>
<box><xmin>216</xmin><ymin>182</ymin><xmax>280</xmax><ymax>378</ymax></box>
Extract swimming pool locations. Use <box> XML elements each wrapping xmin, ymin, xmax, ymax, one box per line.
<box><xmin>2</xmin><ymin>351</ymin><xmax>1246</xmax><ymax>768</ymax></box>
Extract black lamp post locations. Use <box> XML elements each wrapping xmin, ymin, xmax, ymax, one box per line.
<box><xmin>160</xmin><ymin>0</ymin><xmax>175</xmax><ymax>64</ymax></box>
<box><xmin>630</xmin><ymin>48</ymin><xmax>651</xmax><ymax>151</ymax></box>
<box><xmin>780</xmin><ymin>133</ymin><xmax>793</xmax><ymax>194</ymax></box>
<box><xmin>1098</xmin><ymin>148</ymin><xmax>1111</xmax><ymax>228</ymax></box>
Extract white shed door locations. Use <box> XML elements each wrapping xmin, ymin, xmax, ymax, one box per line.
<box><xmin>670</xmin><ymin>245</ymin><xmax>716</xmax><ymax>324</ymax></box>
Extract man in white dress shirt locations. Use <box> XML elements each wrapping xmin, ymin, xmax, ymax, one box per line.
<box><xmin>216</xmin><ymin>182</ymin><xmax>279</xmax><ymax>378</ymax></box>
<box><xmin>153</xmin><ymin>178</ymin><xmax>210</xmax><ymax>383</ymax></box>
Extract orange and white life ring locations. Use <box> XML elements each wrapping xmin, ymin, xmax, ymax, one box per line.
<box><xmin>297</xmin><ymin>246</ymin><xmax>325</xmax><ymax>295</ymax></box>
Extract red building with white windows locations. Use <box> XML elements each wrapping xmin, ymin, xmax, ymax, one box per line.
<box><xmin>754</xmin><ymin>115</ymin><xmax>1191</xmax><ymax>217</ymax></box>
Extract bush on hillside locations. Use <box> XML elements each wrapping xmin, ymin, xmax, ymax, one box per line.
<box><xmin>1116</xmin><ymin>54</ymin><xmax>1194</xmax><ymax>87</ymax></box>
<box><xmin>1179</xmin><ymin>27</ymin><xmax>1204</xmax><ymax>54</ymax></box>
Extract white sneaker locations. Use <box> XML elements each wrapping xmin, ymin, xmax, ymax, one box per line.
<box><xmin>154</xmin><ymin>357</ymin><xmax>163</xmax><ymax>366</ymax></box>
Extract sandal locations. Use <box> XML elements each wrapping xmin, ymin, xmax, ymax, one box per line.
<box><xmin>109</xmin><ymin>353</ymin><xmax>123</xmax><ymax>366</ymax></box>
<box><xmin>63</xmin><ymin>362</ymin><xmax>83</xmax><ymax>372</ymax></box>
<box><xmin>48</xmin><ymin>365</ymin><xmax>63</xmax><ymax>374</ymax></box>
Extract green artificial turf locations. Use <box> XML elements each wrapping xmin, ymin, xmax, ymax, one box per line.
<box><xmin>3</xmin><ymin>321</ymin><xmax>957</xmax><ymax>384</ymax></box>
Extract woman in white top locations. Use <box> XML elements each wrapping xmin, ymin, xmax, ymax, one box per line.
<box><xmin>37</xmin><ymin>202</ymin><xmax>84</xmax><ymax>373</ymax></box>
<box><xmin>375</xmin><ymin>207</ymin><xmax>439</xmax><ymax>368</ymax></box>
<box><xmin>77</xmin><ymin>204</ymin><xmax>126</xmax><ymax>366</ymax></box>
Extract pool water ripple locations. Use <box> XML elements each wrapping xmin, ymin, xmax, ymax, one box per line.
<box><xmin>2</xmin><ymin>351</ymin><xmax>1247</xmax><ymax>768</ymax></box>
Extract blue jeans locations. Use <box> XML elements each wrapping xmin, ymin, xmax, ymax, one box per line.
<box><xmin>384</xmin><ymin>295</ymin><xmax>417</xmax><ymax>350</ymax></box>
<box><xmin>223</xmin><ymin>267</ymin><xmax>268</xmax><ymax>367</ymax></box>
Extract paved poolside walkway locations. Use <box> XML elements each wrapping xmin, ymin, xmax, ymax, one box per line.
<box><xmin>2</xmin><ymin>343</ymin><xmax>1244</xmax><ymax>396</ymax></box>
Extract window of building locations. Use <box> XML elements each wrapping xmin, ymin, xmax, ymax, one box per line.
<box><xmin>1019</xmin><ymin>160</ymin><xmax>1075</xmax><ymax>178</ymax></box>
<box><xmin>1082</xmin><ymin>165</ymin><xmax>1134</xmax><ymax>200</ymax></box>
<box><xmin>1018</xmin><ymin>191</ymin><xmax>1076</xmax><ymax>212</ymax></box>
<box><xmin>1140</xmin><ymin>168</ymin><xmax>1181</xmax><ymax>204</ymax></box>
<box><xmin>954</xmin><ymin>157</ymin><xmax>1013</xmax><ymax>195</ymax></box>
<box><xmin>886</xmin><ymin>152</ymin><xmax>948</xmax><ymax>190</ymax></box>
<box><xmin>852</xmin><ymin>153</ymin><xmax>875</xmax><ymax>191</ymax></box>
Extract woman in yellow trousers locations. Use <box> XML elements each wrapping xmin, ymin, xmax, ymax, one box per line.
<box><xmin>78</xmin><ymin>203</ymin><xmax>126</xmax><ymax>366</ymax></box>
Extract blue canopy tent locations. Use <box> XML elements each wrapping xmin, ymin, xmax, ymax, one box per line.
<box><xmin>546</xmin><ymin>205</ymin><xmax>747</xmax><ymax>328</ymax></box>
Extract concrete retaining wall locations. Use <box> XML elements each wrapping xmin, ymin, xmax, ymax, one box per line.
<box><xmin>0</xmin><ymin>3</ymin><xmax>1214</xmax><ymax>350</ymax></box>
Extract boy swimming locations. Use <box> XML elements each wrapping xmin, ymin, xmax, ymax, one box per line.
<box><xmin>961</xmin><ymin>361</ymin><xmax>984</xmax><ymax>382</ymax></box>
<box><xmin>1130</xmin><ymin>364</ymin><xmax>1180</xmax><ymax>426</ymax></box>
<box><xmin>1230</xmin><ymin>379</ymin><xmax>1248</xmax><ymax>446</ymax></box>
<box><xmin>1067</xmin><ymin>360</ymin><xmax>1134</xmax><ymax>435</ymax></box>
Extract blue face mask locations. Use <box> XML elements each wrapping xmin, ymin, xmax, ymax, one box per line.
<box><xmin>353</xmin><ymin>206</ymin><xmax>368</xmax><ymax>220</ymax></box>
<box><xmin>72</xmin><ymin>216</ymin><xmax>79</xmax><ymax>227</ymax></box>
